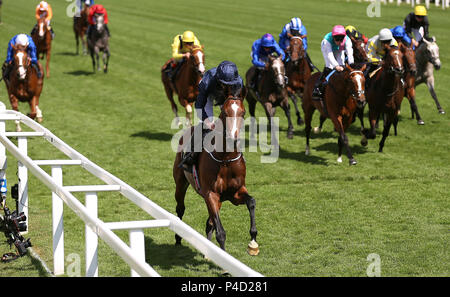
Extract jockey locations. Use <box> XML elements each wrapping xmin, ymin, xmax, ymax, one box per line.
<box><xmin>32</xmin><ymin>1</ymin><xmax>54</xmax><ymax>39</ymax></box>
<box><xmin>248</xmin><ymin>33</ymin><xmax>285</xmax><ymax>91</ymax></box>
<box><xmin>2</xmin><ymin>34</ymin><xmax>41</xmax><ymax>81</ymax></box>
<box><xmin>87</xmin><ymin>4</ymin><xmax>110</xmax><ymax>38</ymax></box>
<box><xmin>78</xmin><ymin>0</ymin><xmax>94</xmax><ymax>13</ymax></box>
<box><xmin>312</xmin><ymin>25</ymin><xmax>354</xmax><ymax>101</ymax></box>
<box><xmin>279</xmin><ymin>17</ymin><xmax>315</xmax><ymax>70</ymax></box>
<box><xmin>403</xmin><ymin>5</ymin><xmax>430</xmax><ymax>48</ymax></box>
<box><xmin>179</xmin><ymin>61</ymin><xmax>244</xmax><ymax>168</ymax></box>
<box><xmin>164</xmin><ymin>31</ymin><xmax>202</xmax><ymax>80</ymax></box>
<box><xmin>365</xmin><ymin>28</ymin><xmax>398</xmax><ymax>76</ymax></box>
<box><xmin>345</xmin><ymin>25</ymin><xmax>368</xmax><ymax>44</ymax></box>
<box><xmin>391</xmin><ymin>25</ymin><xmax>412</xmax><ymax>47</ymax></box>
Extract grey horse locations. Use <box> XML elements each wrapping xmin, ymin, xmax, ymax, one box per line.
<box><xmin>87</xmin><ymin>14</ymin><xmax>110</xmax><ymax>73</ymax></box>
<box><xmin>415</xmin><ymin>37</ymin><xmax>444</xmax><ymax>115</ymax></box>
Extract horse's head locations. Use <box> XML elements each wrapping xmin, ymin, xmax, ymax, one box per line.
<box><xmin>287</xmin><ymin>36</ymin><xmax>305</xmax><ymax>63</ymax></box>
<box><xmin>351</xmin><ymin>36</ymin><xmax>368</xmax><ymax>63</ymax></box>
<box><xmin>12</xmin><ymin>44</ymin><xmax>30</xmax><ymax>80</ymax></box>
<box><xmin>384</xmin><ymin>46</ymin><xmax>404</xmax><ymax>76</ymax></box>
<box><xmin>345</xmin><ymin>63</ymin><xmax>366</xmax><ymax>109</ymax></box>
<box><xmin>37</xmin><ymin>17</ymin><xmax>48</xmax><ymax>39</ymax></box>
<box><xmin>94</xmin><ymin>13</ymin><xmax>105</xmax><ymax>33</ymax></box>
<box><xmin>268</xmin><ymin>55</ymin><xmax>286</xmax><ymax>88</ymax></box>
<box><xmin>190</xmin><ymin>46</ymin><xmax>205</xmax><ymax>76</ymax></box>
<box><xmin>399</xmin><ymin>42</ymin><xmax>417</xmax><ymax>75</ymax></box>
<box><xmin>219</xmin><ymin>96</ymin><xmax>246</xmax><ymax>147</ymax></box>
<box><xmin>422</xmin><ymin>37</ymin><xmax>441</xmax><ymax>70</ymax></box>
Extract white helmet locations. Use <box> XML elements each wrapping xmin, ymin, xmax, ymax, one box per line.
<box><xmin>39</xmin><ymin>1</ymin><xmax>48</xmax><ymax>11</ymax></box>
<box><xmin>15</xmin><ymin>34</ymin><xmax>29</xmax><ymax>47</ymax></box>
<box><xmin>379</xmin><ymin>28</ymin><xmax>393</xmax><ymax>41</ymax></box>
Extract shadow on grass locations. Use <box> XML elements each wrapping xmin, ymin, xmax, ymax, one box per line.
<box><xmin>144</xmin><ymin>237</ymin><xmax>223</xmax><ymax>276</ymax></box>
<box><xmin>278</xmin><ymin>147</ymin><xmax>329</xmax><ymax>165</ymax></box>
<box><xmin>56</xmin><ymin>52</ymin><xmax>78</xmax><ymax>56</ymax></box>
<box><xmin>64</xmin><ymin>70</ymin><xmax>94</xmax><ymax>76</ymax></box>
<box><xmin>131</xmin><ymin>130</ymin><xmax>173</xmax><ymax>142</ymax></box>
<box><xmin>314</xmin><ymin>141</ymin><xmax>368</xmax><ymax>156</ymax></box>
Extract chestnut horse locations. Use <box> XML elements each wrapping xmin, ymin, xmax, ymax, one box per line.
<box><xmin>302</xmin><ymin>63</ymin><xmax>366</xmax><ymax>165</ymax></box>
<box><xmin>399</xmin><ymin>42</ymin><xmax>424</xmax><ymax>126</ymax></box>
<box><xmin>245</xmin><ymin>55</ymin><xmax>294</xmax><ymax>142</ymax></box>
<box><xmin>361</xmin><ymin>46</ymin><xmax>404</xmax><ymax>152</ymax></box>
<box><xmin>73</xmin><ymin>4</ymin><xmax>89</xmax><ymax>55</ymax></box>
<box><xmin>4</xmin><ymin>45</ymin><xmax>44</xmax><ymax>132</ymax></box>
<box><xmin>31</xmin><ymin>16</ymin><xmax>52</xmax><ymax>78</ymax></box>
<box><xmin>173</xmin><ymin>90</ymin><xmax>259</xmax><ymax>256</ymax></box>
<box><xmin>161</xmin><ymin>46</ymin><xmax>205</xmax><ymax>126</ymax></box>
<box><xmin>285</xmin><ymin>36</ymin><xmax>311</xmax><ymax>126</ymax></box>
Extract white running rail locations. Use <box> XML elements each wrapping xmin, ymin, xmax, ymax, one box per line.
<box><xmin>0</xmin><ymin>102</ymin><xmax>262</xmax><ymax>277</ymax></box>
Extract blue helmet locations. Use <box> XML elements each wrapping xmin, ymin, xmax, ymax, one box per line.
<box><xmin>392</xmin><ymin>26</ymin><xmax>406</xmax><ymax>38</ymax></box>
<box><xmin>289</xmin><ymin>17</ymin><xmax>302</xmax><ymax>31</ymax></box>
<box><xmin>216</xmin><ymin>61</ymin><xmax>241</xmax><ymax>85</ymax></box>
<box><xmin>260</xmin><ymin>33</ymin><xmax>275</xmax><ymax>48</ymax></box>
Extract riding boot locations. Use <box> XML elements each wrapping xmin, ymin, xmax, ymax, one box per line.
<box><xmin>49</xmin><ymin>26</ymin><xmax>55</xmax><ymax>39</ymax></box>
<box><xmin>87</xmin><ymin>25</ymin><xmax>92</xmax><ymax>39</ymax></box>
<box><xmin>30</xmin><ymin>25</ymin><xmax>37</xmax><ymax>36</ymax></box>
<box><xmin>178</xmin><ymin>125</ymin><xmax>205</xmax><ymax>170</ymax></box>
<box><xmin>32</xmin><ymin>63</ymin><xmax>42</xmax><ymax>78</ymax></box>
<box><xmin>312</xmin><ymin>68</ymin><xmax>331</xmax><ymax>100</ymax></box>
<box><xmin>169</xmin><ymin>59</ymin><xmax>184</xmax><ymax>83</ymax></box>
<box><xmin>2</xmin><ymin>62</ymin><xmax>11</xmax><ymax>83</ymax></box>
<box><xmin>105</xmin><ymin>24</ymin><xmax>111</xmax><ymax>37</ymax></box>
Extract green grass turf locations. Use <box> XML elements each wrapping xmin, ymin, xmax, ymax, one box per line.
<box><xmin>0</xmin><ymin>0</ymin><xmax>448</xmax><ymax>276</ymax></box>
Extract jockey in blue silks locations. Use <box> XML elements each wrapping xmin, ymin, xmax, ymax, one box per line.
<box><xmin>78</xmin><ymin>0</ymin><xmax>94</xmax><ymax>12</ymax></box>
<box><xmin>179</xmin><ymin>61</ymin><xmax>244</xmax><ymax>168</ymax></box>
<box><xmin>279</xmin><ymin>17</ymin><xmax>315</xmax><ymax>70</ymax></box>
<box><xmin>248</xmin><ymin>33</ymin><xmax>285</xmax><ymax>91</ymax></box>
<box><xmin>391</xmin><ymin>25</ymin><xmax>413</xmax><ymax>48</ymax></box>
<box><xmin>3</xmin><ymin>34</ymin><xmax>41</xmax><ymax>81</ymax></box>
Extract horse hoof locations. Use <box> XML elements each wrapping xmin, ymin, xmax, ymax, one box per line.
<box><xmin>349</xmin><ymin>159</ymin><xmax>357</xmax><ymax>166</ymax></box>
<box><xmin>313</xmin><ymin>127</ymin><xmax>321</xmax><ymax>134</ymax></box>
<box><xmin>297</xmin><ymin>118</ymin><xmax>304</xmax><ymax>126</ymax></box>
<box><xmin>361</xmin><ymin>137</ymin><xmax>368</xmax><ymax>147</ymax></box>
<box><xmin>417</xmin><ymin>120</ymin><xmax>425</xmax><ymax>125</ymax></box>
<box><xmin>305</xmin><ymin>147</ymin><xmax>310</xmax><ymax>156</ymax></box>
<box><xmin>438</xmin><ymin>109</ymin><xmax>445</xmax><ymax>114</ymax></box>
<box><xmin>37</xmin><ymin>117</ymin><xmax>43</xmax><ymax>123</ymax></box>
<box><xmin>287</xmin><ymin>132</ymin><xmax>294</xmax><ymax>139</ymax></box>
<box><xmin>337</xmin><ymin>156</ymin><xmax>343</xmax><ymax>163</ymax></box>
<box><xmin>247</xmin><ymin>240</ymin><xmax>259</xmax><ymax>256</ymax></box>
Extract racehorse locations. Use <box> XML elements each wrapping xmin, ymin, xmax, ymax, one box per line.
<box><xmin>245</xmin><ymin>55</ymin><xmax>294</xmax><ymax>142</ymax></box>
<box><xmin>161</xmin><ymin>46</ymin><xmax>205</xmax><ymax>126</ymax></box>
<box><xmin>399</xmin><ymin>42</ymin><xmax>424</xmax><ymax>125</ymax></box>
<box><xmin>87</xmin><ymin>13</ymin><xmax>110</xmax><ymax>73</ymax></box>
<box><xmin>173</xmin><ymin>88</ymin><xmax>259</xmax><ymax>256</ymax></box>
<box><xmin>414</xmin><ymin>37</ymin><xmax>444</xmax><ymax>115</ymax></box>
<box><xmin>302</xmin><ymin>63</ymin><xmax>366</xmax><ymax>165</ymax></box>
<box><xmin>31</xmin><ymin>16</ymin><xmax>52</xmax><ymax>78</ymax></box>
<box><xmin>4</xmin><ymin>45</ymin><xmax>44</xmax><ymax>132</ymax></box>
<box><xmin>73</xmin><ymin>4</ymin><xmax>89</xmax><ymax>55</ymax></box>
<box><xmin>361</xmin><ymin>46</ymin><xmax>404</xmax><ymax>153</ymax></box>
<box><xmin>350</xmin><ymin>35</ymin><xmax>369</xmax><ymax>131</ymax></box>
<box><xmin>284</xmin><ymin>36</ymin><xmax>311</xmax><ymax>126</ymax></box>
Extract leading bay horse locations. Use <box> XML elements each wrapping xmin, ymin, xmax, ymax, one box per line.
<box><xmin>161</xmin><ymin>46</ymin><xmax>205</xmax><ymax>126</ymax></box>
<box><xmin>302</xmin><ymin>63</ymin><xmax>366</xmax><ymax>165</ymax></box>
<box><xmin>4</xmin><ymin>45</ymin><xmax>44</xmax><ymax>132</ymax></box>
<box><xmin>285</xmin><ymin>36</ymin><xmax>311</xmax><ymax>126</ymax></box>
<box><xmin>246</xmin><ymin>55</ymin><xmax>294</xmax><ymax>143</ymax></box>
<box><xmin>173</xmin><ymin>87</ymin><xmax>259</xmax><ymax>256</ymax></box>
<box><xmin>73</xmin><ymin>4</ymin><xmax>89</xmax><ymax>55</ymax></box>
<box><xmin>31</xmin><ymin>16</ymin><xmax>52</xmax><ymax>78</ymax></box>
<box><xmin>87</xmin><ymin>13</ymin><xmax>110</xmax><ymax>73</ymax></box>
<box><xmin>361</xmin><ymin>46</ymin><xmax>404</xmax><ymax>152</ymax></box>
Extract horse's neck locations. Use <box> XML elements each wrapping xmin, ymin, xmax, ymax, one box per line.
<box><xmin>415</xmin><ymin>45</ymin><xmax>430</xmax><ymax>72</ymax></box>
<box><xmin>380</xmin><ymin>65</ymin><xmax>400</xmax><ymax>93</ymax></box>
<box><xmin>181</xmin><ymin>58</ymin><xmax>200</xmax><ymax>82</ymax></box>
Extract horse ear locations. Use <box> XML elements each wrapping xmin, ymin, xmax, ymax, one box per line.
<box><xmin>11</xmin><ymin>43</ymin><xmax>17</xmax><ymax>52</ymax></box>
<box><xmin>361</xmin><ymin>63</ymin><xmax>367</xmax><ymax>72</ymax></box>
<box><xmin>345</xmin><ymin>63</ymin><xmax>352</xmax><ymax>71</ymax></box>
<box><xmin>432</xmin><ymin>36</ymin><xmax>436</xmax><ymax>43</ymax></box>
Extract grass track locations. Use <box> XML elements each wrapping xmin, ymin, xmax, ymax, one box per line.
<box><xmin>0</xmin><ymin>0</ymin><xmax>448</xmax><ymax>276</ymax></box>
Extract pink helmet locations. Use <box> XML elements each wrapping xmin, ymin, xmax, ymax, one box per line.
<box><xmin>332</xmin><ymin>25</ymin><xmax>346</xmax><ymax>36</ymax></box>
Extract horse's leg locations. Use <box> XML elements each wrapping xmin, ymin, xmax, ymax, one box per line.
<box><xmin>46</xmin><ymin>48</ymin><xmax>51</xmax><ymax>78</ymax></box>
<box><xmin>406</xmin><ymin>86</ymin><xmax>424</xmax><ymax>125</ymax></box>
<box><xmin>379</xmin><ymin>113</ymin><xmax>394</xmax><ymax>153</ymax></box>
<box><xmin>162</xmin><ymin>75</ymin><xmax>179</xmax><ymax>126</ymax></box>
<box><xmin>173</xmin><ymin>155</ymin><xmax>189</xmax><ymax>245</ymax></box>
<box><xmin>75</xmin><ymin>31</ymin><xmax>79</xmax><ymax>55</ymax></box>
<box><xmin>103</xmin><ymin>48</ymin><xmax>110</xmax><ymax>73</ymax></box>
<box><xmin>206</xmin><ymin>192</ymin><xmax>226</xmax><ymax>250</ymax></box>
<box><xmin>9</xmin><ymin>94</ymin><xmax>22</xmax><ymax>132</ymax></box>
<box><xmin>95</xmin><ymin>48</ymin><xmax>101</xmax><ymax>72</ymax></box>
<box><xmin>90</xmin><ymin>48</ymin><xmax>96</xmax><ymax>73</ymax></box>
<box><xmin>332</xmin><ymin>116</ymin><xmax>356</xmax><ymax>165</ymax></box>
<box><xmin>246</xmin><ymin>93</ymin><xmax>257</xmax><ymax>141</ymax></box>
<box><xmin>35</xmin><ymin>105</ymin><xmax>43</xmax><ymax>123</ymax></box>
<box><xmin>281</xmin><ymin>98</ymin><xmax>294</xmax><ymax>139</ymax></box>
<box><xmin>28</xmin><ymin>96</ymin><xmax>38</xmax><ymax>120</ymax></box>
<box><xmin>289</xmin><ymin>92</ymin><xmax>304</xmax><ymax>126</ymax></box>
<box><xmin>303</xmin><ymin>105</ymin><xmax>314</xmax><ymax>156</ymax></box>
<box><xmin>314</xmin><ymin>115</ymin><xmax>326</xmax><ymax>134</ymax></box>
<box><xmin>426</xmin><ymin>77</ymin><xmax>445</xmax><ymax>114</ymax></box>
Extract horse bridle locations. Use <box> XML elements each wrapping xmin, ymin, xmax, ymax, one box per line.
<box><xmin>189</xmin><ymin>49</ymin><xmax>204</xmax><ymax>76</ymax></box>
<box><xmin>348</xmin><ymin>70</ymin><xmax>365</xmax><ymax>99</ymax></box>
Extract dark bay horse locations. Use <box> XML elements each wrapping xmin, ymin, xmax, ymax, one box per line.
<box><xmin>245</xmin><ymin>55</ymin><xmax>294</xmax><ymax>142</ymax></box>
<box><xmin>399</xmin><ymin>42</ymin><xmax>424</xmax><ymax>125</ymax></box>
<box><xmin>173</xmin><ymin>91</ymin><xmax>259</xmax><ymax>256</ymax></box>
<box><xmin>361</xmin><ymin>46</ymin><xmax>404</xmax><ymax>152</ymax></box>
<box><xmin>4</xmin><ymin>45</ymin><xmax>44</xmax><ymax>132</ymax></box>
<box><xmin>302</xmin><ymin>63</ymin><xmax>366</xmax><ymax>165</ymax></box>
<box><xmin>285</xmin><ymin>36</ymin><xmax>311</xmax><ymax>125</ymax></box>
<box><xmin>31</xmin><ymin>16</ymin><xmax>52</xmax><ymax>78</ymax></box>
<box><xmin>73</xmin><ymin>5</ymin><xmax>89</xmax><ymax>55</ymax></box>
<box><xmin>161</xmin><ymin>46</ymin><xmax>205</xmax><ymax>126</ymax></box>
<box><xmin>87</xmin><ymin>14</ymin><xmax>110</xmax><ymax>73</ymax></box>
<box><xmin>415</xmin><ymin>37</ymin><xmax>444</xmax><ymax>115</ymax></box>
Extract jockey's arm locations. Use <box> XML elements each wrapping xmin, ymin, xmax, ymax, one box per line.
<box><xmin>171</xmin><ymin>36</ymin><xmax>184</xmax><ymax>60</ymax></box>
<box><xmin>366</xmin><ymin>40</ymin><xmax>381</xmax><ymax>65</ymax></box>
<box><xmin>321</xmin><ymin>40</ymin><xmax>339</xmax><ymax>69</ymax></box>
<box><xmin>27</xmin><ymin>38</ymin><xmax>39</xmax><ymax>64</ymax></box>
<box><xmin>251</xmin><ymin>44</ymin><xmax>266</xmax><ymax>68</ymax></box>
<box><xmin>195</xmin><ymin>71</ymin><xmax>215</xmax><ymax>124</ymax></box>
<box><xmin>345</xmin><ymin>37</ymin><xmax>354</xmax><ymax>65</ymax></box>
<box><xmin>300</xmin><ymin>25</ymin><xmax>308</xmax><ymax>51</ymax></box>
<box><xmin>274</xmin><ymin>43</ymin><xmax>286</xmax><ymax>60</ymax></box>
<box><xmin>46</xmin><ymin>5</ymin><xmax>53</xmax><ymax>22</ymax></box>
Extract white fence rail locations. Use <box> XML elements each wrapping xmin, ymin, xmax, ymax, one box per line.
<box><xmin>351</xmin><ymin>0</ymin><xmax>450</xmax><ymax>9</ymax></box>
<box><xmin>0</xmin><ymin>102</ymin><xmax>262</xmax><ymax>277</ymax></box>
